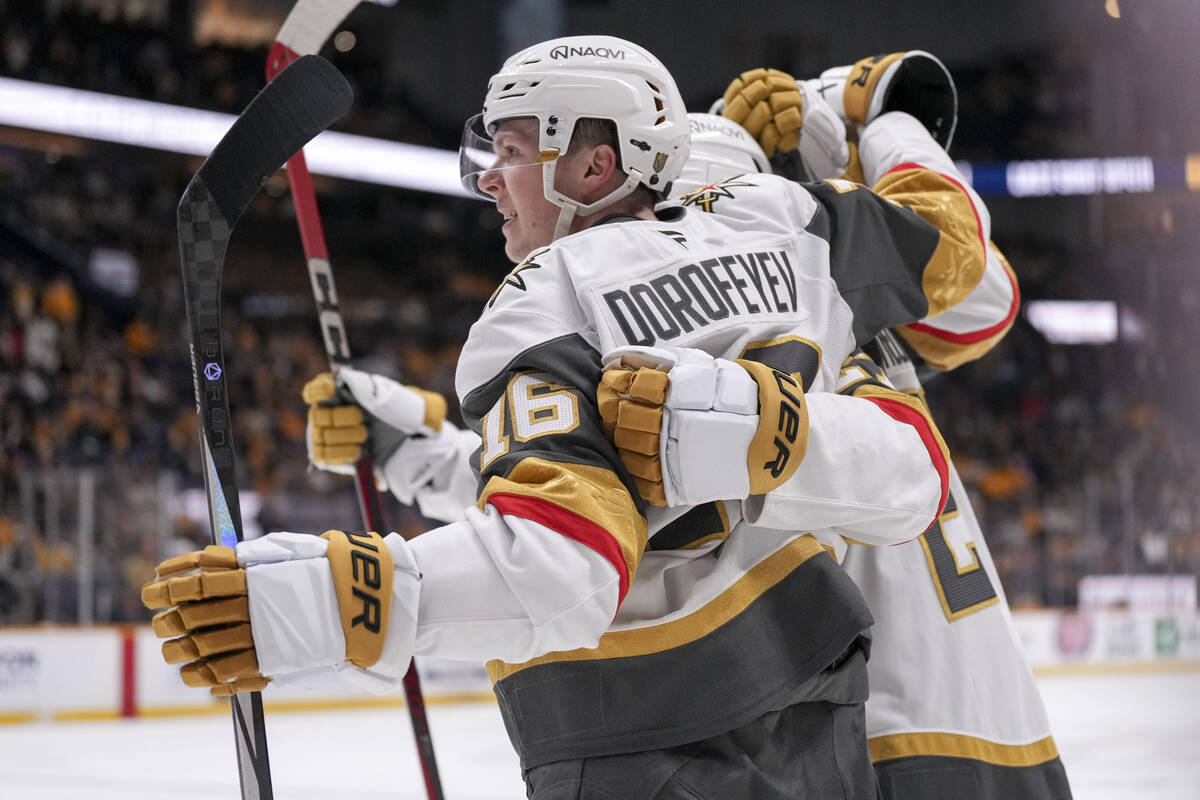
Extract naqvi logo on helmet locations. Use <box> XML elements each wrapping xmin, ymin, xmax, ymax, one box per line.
<box><xmin>688</xmin><ymin>114</ymin><xmax>755</xmax><ymax>144</ymax></box>
<box><xmin>549</xmin><ymin>44</ymin><xmax>627</xmax><ymax>60</ymax></box>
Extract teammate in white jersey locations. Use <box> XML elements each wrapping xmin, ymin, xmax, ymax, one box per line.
<box><xmin>143</xmin><ymin>37</ymin><xmax>993</xmax><ymax>798</ymax></box>
<box><xmin>616</xmin><ymin>57</ymin><xmax>1071</xmax><ymax>799</ymax></box>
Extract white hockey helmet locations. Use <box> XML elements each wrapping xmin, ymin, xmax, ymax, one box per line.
<box><xmin>460</xmin><ymin>35</ymin><xmax>690</xmax><ymax>240</ymax></box>
<box><xmin>673</xmin><ymin>112</ymin><xmax>771</xmax><ymax>196</ymax></box>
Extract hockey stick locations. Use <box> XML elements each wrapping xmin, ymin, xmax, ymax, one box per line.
<box><xmin>266</xmin><ymin>4</ymin><xmax>445</xmax><ymax>799</ymax></box>
<box><xmin>177</xmin><ymin>54</ymin><xmax>352</xmax><ymax>800</ymax></box>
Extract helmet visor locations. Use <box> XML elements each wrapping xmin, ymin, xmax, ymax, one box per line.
<box><xmin>458</xmin><ymin>113</ymin><xmax>559</xmax><ymax>201</ymax></box>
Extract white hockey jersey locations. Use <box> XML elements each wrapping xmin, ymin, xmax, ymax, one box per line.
<box><xmin>707</xmin><ymin>114</ymin><xmax>1068</xmax><ymax>796</ymax></box>
<box><xmin>751</xmin><ymin>339</ymin><xmax>1072</xmax><ymax>800</ymax></box>
<box><xmin>396</xmin><ymin>114</ymin><xmax>989</xmax><ymax>770</ymax></box>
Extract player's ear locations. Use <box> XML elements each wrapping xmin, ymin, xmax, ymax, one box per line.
<box><xmin>556</xmin><ymin>143</ymin><xmax>620</xmax><ymax>203</ymax></box>
<box><xmin>583</xmin><ymin>143</ymin><xmax>620</xmax><ymax>185</ymax></box>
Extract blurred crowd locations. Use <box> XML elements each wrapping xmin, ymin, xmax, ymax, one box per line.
<box><xmin>925</xmin><ymin>312</ymin><xmax>1200</xmax><ymax>609</ymax></box>
<box><xmin>0</xmin><ymin>1</ymin><xmax>449</xmax><ymax>146</ymax></box>
<box><xmin>0</xmin><ymin>2</ymin><xmax>1122</xmax><ymax>160</ymax></box>
<box><xmin>0</xmin><ymin>134</ymin><xmax>496</xmax><ymax>622</ymax></box>
<box><xmin>1</xmin><ymin>2</ymin><xmax>1197</xmax><ymax>623</ymax></box>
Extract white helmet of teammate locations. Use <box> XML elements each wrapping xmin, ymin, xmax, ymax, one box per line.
<box><xmin>687</xmin><ymin>89</ymin><xmax>851</xmax><ymax>191</ymax></box>
<box><xmin>460</xmin><ymin>35</ymin><xmax>690</xmax><ymax>241</ymax></box>
<box><xmin>673</xmin><ymin>112</ymin><xmax>771</xmax><ymax>196</ymax></box>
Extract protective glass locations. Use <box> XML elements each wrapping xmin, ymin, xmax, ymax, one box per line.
<box><xmin>458</xmin><ymin>113</ymin><xmax>559</xmax><ymax>200</ymax></box>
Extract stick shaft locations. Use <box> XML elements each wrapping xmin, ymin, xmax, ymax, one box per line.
<box><xmin>177</xmin><ymin>54</ymin><xmax>352</xmax><ymax>799</ymax></box>
<box><xmin>268</xmin><ymin>20</ymin><xmax>446</xmax><ymax>798</ymax></box>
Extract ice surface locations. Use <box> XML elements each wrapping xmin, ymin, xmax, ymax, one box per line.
<box><xmin>0</xmin><ymin>671</ymin><xmax>1196</xmax><ymax>799</ymax></box>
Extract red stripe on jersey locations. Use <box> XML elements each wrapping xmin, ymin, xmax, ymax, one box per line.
<box><xmin>486</xmin><ymin>492</ymin><xmax>630</xmax><ymax>603</ymax></box>
<box><xmin>862</xmin><ymin>396</ymin><xmax>950</xmax><ymax>533</ymax></box>
<box><xmin>905</xmin><ymin>251</ymin><xmax>1021</xmax><ymax>343</ymax></box>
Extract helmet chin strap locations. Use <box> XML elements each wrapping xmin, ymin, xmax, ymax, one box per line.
<box><xmin>551</xmin><ymin>203</ymin><xmax>580</xmax><ymax>243</ymax></box>
<box><xmin>543</xmin><ymin>161</ymin><xmax>646</xmax><ymax>242</ymax></box>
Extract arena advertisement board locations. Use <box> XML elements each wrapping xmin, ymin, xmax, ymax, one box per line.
<box><xmin>1009</xmin><ymin>609</ymin><xmax>1200</xmax><ymax>667</ymax></box>
<box><xmin>1</xmin><ymin>614</ymin><xmax>1195</xmax><ymax>720</ymax></box>
<box><xmin>0</xmin><ymin>628</ymin><xmax>121</xmax><ymax>719</ymax></box>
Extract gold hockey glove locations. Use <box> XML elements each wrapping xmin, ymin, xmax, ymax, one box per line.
<box><xmin>141</xmin><ymin>545</ymin><xmax>267</xmax><ymax>696</ymax></box>
<box><xmin>721</xmin><ymin>68</ymin><xmax>805</xmax><ymax>157</ymax></box>
<box><xmin>598</xmin><ymin>364</ymin><xmax>670</xmax><ymax>506</ymax></box>
<box><xmin>304</xmin><ymin>372</ymin><xmax>369</xmax><ymax>467</ymax></box>
<box><xmin>143</xmin><ymin>531</ymin><xmax>399</xmax><ymax>697</ymax></box>
<box><xmin>303</xmin><ymin>368</ymin><xmax>447</xmax><ymax>474</ymax></box>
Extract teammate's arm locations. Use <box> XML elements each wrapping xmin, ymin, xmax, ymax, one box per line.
<box><xmin>724</xmin><ymin>69</ymin><xmax>991</xmax><ymax>345</ymax></box>
<box><xmin>795</xmin><ymin>111</ymin><xmax>989</xmax><ymax>348</ymax></box>
<box><xmin>801</xmin><ymin>56</ymin><xmax>1017</xmax><ymax>371</ymax></box>
<box><xmin>896</xmin><ymin>240</ymin><xmax>1019</xmax><ymax>371</ymax></box>
<box><xmin>403</xmin><ymin>305</ymin><xmax>649</xmax><ymax>663</ymax></box>
<box><xmin>853</xmin><ymin>109</ymin><xmax>991</xmax><ymax>318</ymax></box>
<box><xmin>743</xmin><ymin>349</ymin><xmax>949</xmax><ymax>543</ymax></box>
<box><xmin>796</xmin><ymin>56</ymin><xmax>1017</xmax><ymax>370</ymax></box>
<box><xmin>302</xmin><ymin>367</ymin><xmax>480</xmax><ymax>522</ymax></box>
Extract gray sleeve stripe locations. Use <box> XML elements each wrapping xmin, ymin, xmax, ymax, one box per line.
<box><xmin>460</xmin><ymin>332</ymin><xmax>646</xmax><ymax>514</ymax></box>
<box><xmin>804</xmin><ymin>182</ymin><xmax>937</xmax><ymax>345</ymax></box>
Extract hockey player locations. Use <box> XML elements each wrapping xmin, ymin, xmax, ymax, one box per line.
<box><xmin>611</xmin><ymin>59</ymin><xmax>1072</xmax><ymax>799</ymax></box>
<box><xmin>144</xmin><ymin>36</ymin><xmax>988</xmax><ymax>797</ymax></box>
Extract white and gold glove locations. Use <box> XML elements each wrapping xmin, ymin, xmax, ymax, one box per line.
<box><xmin>805</xmin><ymin>51</ymin><xmax>957</xmax><ymax>150</ymax></box>
<box><xmin>304</xmin><ymin>368</ymin><xmax>464</xmax><ymax>506</ymax></box>
<box><xmin>716</xmin><ymin>67</ymin><xmax>849</xmax><ymax>181</ymax></box>
<box><xmin>142</xmin><ymin>530</ymin><xmax>420</xmax><ymax>696</ymax></box>
<box><xmin>597</xmin><ymin>346</ymin><xmax>808</xmax><ymax>507</ymax></box>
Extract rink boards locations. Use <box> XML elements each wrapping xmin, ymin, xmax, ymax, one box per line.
<box><xmin>1</xmin><ymin>608</ymin><xmax>1199</xmax><ymax>722</ymax></box>
<box><xmin>0</xmin><ymin>626</ymin><xmax>493</xmax><ymax>723</ymax></box>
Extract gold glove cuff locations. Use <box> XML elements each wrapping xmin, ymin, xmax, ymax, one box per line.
<box><xmin>736</xmin><ymin>359</ymin><xmax>809</xmax><ymax>495</ymax></box>
<box><xmin>841</xmin><ymin>52</ymin><xmax>906</xmax><ymax>124</ymax></box>
<box><xmin>321</xmin><ymin>530</ymin><xmax>394</xmax><ymax>670</ymax></box>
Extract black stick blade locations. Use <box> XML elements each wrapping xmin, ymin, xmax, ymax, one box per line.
<box><xmin>176</xmin><ymin>55</ymin><xmax>351</xmax><ymax>546</ymax></box>
<box><xmin>195</xmin><ymin>53</ymin><xmax>351</xmax><ymax>224</ymax></box>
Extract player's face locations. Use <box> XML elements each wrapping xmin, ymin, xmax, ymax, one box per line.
<box><xmin>476</xmin><ymin>118</ymin><xmax>561</xmax><ymax>263</ymax></box>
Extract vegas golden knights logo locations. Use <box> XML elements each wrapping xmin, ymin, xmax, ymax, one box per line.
<box><xmin>489</xmin><ymin>247</ymin><xmax>550</xmax><ymax>307</ymax></box>
<box><xmin>653</xmin><ymin>152</ymin><xmax>668</xmax><ymax>173</ymax></box>
<box><xmin>679</xmin><ymin>176</ymin><xmax>756</xmax><ymax>213</ymax></box>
